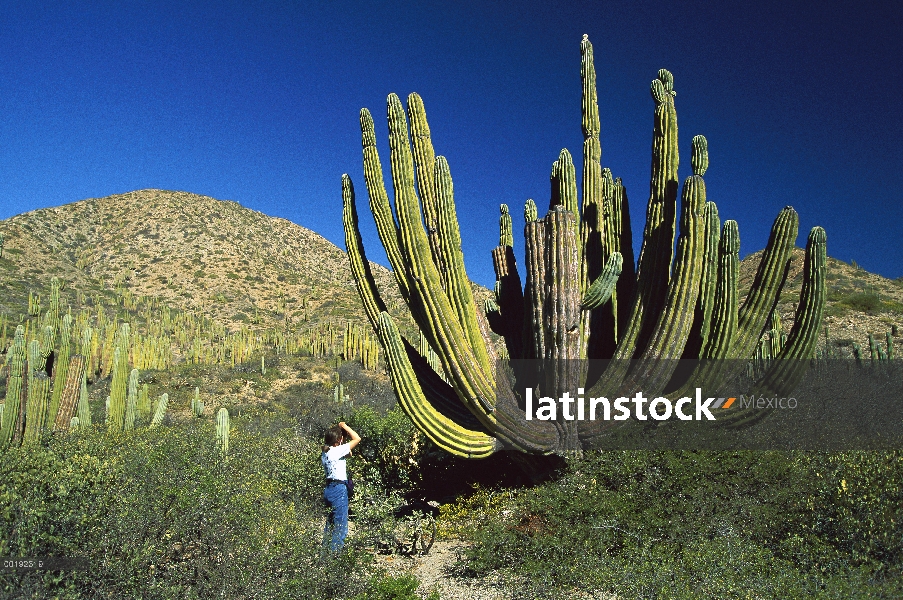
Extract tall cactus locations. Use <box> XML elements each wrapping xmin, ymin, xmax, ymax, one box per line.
<box><xmin>0</xmin><ymin>326</ymin><xmax>26</xmax><ymax>448</ymax></box>
<box><xmin>341</xmin><ymin>35</ymin><xmax>827</xmax><ymax>456</ymax></box>
<box><xmin>107</xmin><ymin>323</ymin><xmax>130</xmax><ymax>432</ymax></box>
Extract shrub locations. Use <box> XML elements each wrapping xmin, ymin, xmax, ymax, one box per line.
<box><xmin>0</xmin><ymin>423</ymin><xmax>391</xmax><ymax>599</ymax></box>
<box><xmin>457</xmin><ymin>450</ymin><xmax>903</xmax><ymax>598</ymax></box>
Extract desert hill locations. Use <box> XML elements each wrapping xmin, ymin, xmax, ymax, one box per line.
<box><xmin>1</xmin><ymin>189</ymin><xmax>899</xmax><ymax>359</ymax></box>
<box><xmin>0</xmin><ymin>189</ymin><xmax>410</xmax><ymax>333</ymax></box>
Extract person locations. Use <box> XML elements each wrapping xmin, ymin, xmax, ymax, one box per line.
<box><xmin>321</xmin><ymin>421</ymin><xmax>361</xmax><ymax>553</ymax></box>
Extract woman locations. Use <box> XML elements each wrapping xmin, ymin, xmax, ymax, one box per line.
<box><xmin>321</xmin><ymin>421</ymin><xmax>361</xmax><ymax>552</ymax></box>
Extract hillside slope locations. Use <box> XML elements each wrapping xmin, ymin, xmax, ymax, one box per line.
<box><xmin>0</xmin><ymin>189</ymin><xmax>408</xmax><ymax>332</ymax></box>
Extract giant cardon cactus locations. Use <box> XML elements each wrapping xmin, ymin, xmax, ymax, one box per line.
<box><xmin>341</xmin><ymin>35</ymin><xmax>826</xmax><ymax>457</ymax></box>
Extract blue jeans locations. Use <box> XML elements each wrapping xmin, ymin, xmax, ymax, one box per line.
<box><xmin>323</xmin><ymin>482</ymin><xmax>349</xmax><ymax>553</ymax></box>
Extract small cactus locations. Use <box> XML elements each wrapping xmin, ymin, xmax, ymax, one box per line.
<box><xmin>216</xmin><ymin>407</ymin><xmax>230</xmax><ymax>455</ymax></box>
<box><xmin>150</xmin><ymin>393</ymin><xmax>168</xmax><ymax>427</ymax></box>
<box><xmin>191</xmin><ymin>387</ymin><xmax>204</xmax><ymax>417</ymax></box>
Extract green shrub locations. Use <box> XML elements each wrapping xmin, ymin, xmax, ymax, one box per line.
<box><xmin>0</xmin><ymin>423</ymin><xmax>391</xmax><ymax>599</ymax></box>
<box><xmin>457</xmin><ymin>451</ymin><xmax>903</xmax><ymax>598</ymax></box>
<box><xmin>839</xmin><ymin>292</ymin><xmax>881</xmax><ymax>312</ymax></box>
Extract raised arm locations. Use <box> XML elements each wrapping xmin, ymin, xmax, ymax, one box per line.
<box><xmin>339</xmin><ymin>422</ymin><xmax>361</xmax><ymax>451</ymax></box>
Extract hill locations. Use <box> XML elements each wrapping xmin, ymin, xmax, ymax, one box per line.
<box><xmin>0</xmin><ymin>189</ymin><xmax>407</xmax><ymax>331</ymax></box>
<box><xmin>1</xmin><ymin>188</ymin><xmax>899</xmax><ymax>366</ymax></box>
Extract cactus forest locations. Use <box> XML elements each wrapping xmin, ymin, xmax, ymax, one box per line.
<box><xmin>342</xmin><ymin>35</ymin><xmax>828</xmax><ymax>457</ymax></box>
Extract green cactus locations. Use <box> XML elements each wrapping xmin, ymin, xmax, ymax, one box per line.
<box><xmin>48</xmin><ymin>314</ymin><xmax>72</xmax><ymax>430</ymax></box>
<box><xmin>216</xmin><ymin>407</ymin><xmax>230</xmax><ymax>455</ymax></box>
<box><xmin>0</xmin><ymin>326</ymin><xmax>26</xmax><ymax>448</ymax></box>
<box><xmin>107</xmin><ymin>324</ymin><xmax>130</xmax><ymax>432</ymax></box>
<box><xmin>137</xmin><ymin>383</ymin><xmax>150</xmax><ymax>421</ymax></box>
<box><xmin>70</xmin><ymin>416</ymin><xmax>80</xmax><ymax>431</ymax></box>
<box><xmin>124</xmin><ymin>368</ymin><xmax>138</xmax><ymax>430</ymax></box>
<box><xmin>23</xmin><ymin>371</ymin><xmax>51</xmax><ymax>444</ymax></box>
<box><xmin>341</xmin><ymin>35</ymin><xmax>827</xmax><ymax>456</ymax></box>
<box><xmin>150</xmin><ymin>393</ymin><xmax>168</xmax><ymax>427</ymax></box>
<box><xmin>191</xmin><ymin>386</ymin><xmax>204</xmax><ymax>417</ymax></box>
<box><xmin>76</xmin><ymin>370</ymin><xmax>91</xmax><ymax>427</ymax></box>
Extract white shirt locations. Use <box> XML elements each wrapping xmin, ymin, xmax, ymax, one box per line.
<box><xmin>322</xmin><ymin>442</ymin><xmax>351</xmax><ymax>481</ymax></box>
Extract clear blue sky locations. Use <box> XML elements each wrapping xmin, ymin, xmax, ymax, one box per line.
<box><xmin>1</xmin><ymin>1</ymin><xmax>900</xmax><ymax>286</ymax></box>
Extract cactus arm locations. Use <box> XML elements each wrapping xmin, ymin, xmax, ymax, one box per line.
<box><xmin>610</xmin><ymin>69</ymin><xmax>680</xmax><ymax>362</ymax></box>
<box><xmin>627</xmin><ymin>141</ymin><xmax>709</xmax><ymax>395</ymax></box>
<box><xmin>360</xmin><ymin>108</ymin><xmax>411</xmax><ymax>303</ymax></box>
<box><xmin>377</xmin><ymin>312</ymin><xmax>498</xmax><ymax>458</ymax></box>
<box><xmin>407</xmin><ymin>93</ymin><xmax>449</xmax><ymax>284</ymax></box>
<box><xmin>344</xmin><ymin>170</ymin><xmax>492</xmax><ymax>435</ymax></box>
<box><xmin>757</xmin><ymin>227</ymin><xmax>827</xmax><ymax>393</ymax></box>
<box><xmin>581</xmin><ymin>253</ymin><xmax>623</xmax><ymax>310</ymax></box>
<box><xmin>613</xmin><ymin>177</ymin><xmax>637</xmax><ymax>334</ymax></box>
<box><xmin>669</xmin><ymin>219</ymin><xmax>740</xmax><ymax>398</ymax></box>
<box><xmin>697</xmin><ymin>201</ymin><xmax>721</xmax><ymax>351</ymax></box>
<box><xmin>732</xmin><ymin>206</ymin><xmax>799</xmax><ymax>360</ymax></box>
<box><xmin>342</xmin><ymin>174</ymin><xmax>389</xmax><ymax>333</ymax></box>
<box><xmin>0</xmin><ymin>327</ymin><xmax>26</xmax><ymax>448</ymax></box>
<box><xmin>386</xmin><ymin>92</ymin><xmax>498</xmax><ymax>418</ymax></box>
<box><xmin>24</xmin><ymin>373</ymin><xmax>51</xmax><ymax>443</ymax></box>
<box><xmin>434</xmin><ymin>157</ymin><xmax>494</xmax><ymax>374</ymax></box>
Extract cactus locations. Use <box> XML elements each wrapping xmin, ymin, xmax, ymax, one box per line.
<box><xmin>0</xmin><ymin>326</ymin><xmax>26</xmax><ymax>448</ymax></box>
<box><xmin>124</xmin><ymin>369</ymin><xmax>139</xmax><ymax>430</ymax></box>
<box><xmin>48</xmin><ymin>314</ymin><xmax>73</xmax><ymax>429</ymax></box>
<box><xmin>341</xmin><ymin>35</ymin><xmax>827</xmax><ymax>456</ymax></box>
<box><xmin>216</xmin><ymin>407</ymin><xmax>230</xmax><ymax>455</ymax></box>
<box><xmin>261</xmin><ymin>355</ymin><xmax>266</xmax><ymax>375</ymax></box>
<box><xmin>107</xmin><ymin>324</ymin><xmax>130</xmax><ymax>432</ymax></box>
<box><xmin>150</xmin><ymin>393</ymin><xmax>168</xmax><ymax>427</ymax></box>
<box><xmin>191</xmin><ymin>386</ymin><xmax>204</xmax><ymax>417</ymax></box>
<box><xmin>54</xmin><ymin>354</ymin><xmax>87</xmax><ymax>431</ymax></box>
<box><xmin>76</xmin><ymin>369</ymin><xmax>91</xmax><ymax>427</ymax></box>
<box><xmin>23</xmin><ymin>372</ymin><xmax>51</xmax><ymax>443</ymax></box>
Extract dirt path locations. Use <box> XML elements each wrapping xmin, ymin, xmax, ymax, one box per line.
<box><xmin>373</xmin><ymin>540</ymin><xmax>511</xmax><ymax>600</ymax></box>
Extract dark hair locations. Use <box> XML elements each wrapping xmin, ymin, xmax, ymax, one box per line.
<box><xmin>323</xmin><ymin>426</ymin><xmax>343</xmax><ymax>452</ymax></box>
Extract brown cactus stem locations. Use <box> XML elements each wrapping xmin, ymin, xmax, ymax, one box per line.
<box><xmin>54</xmin><ymin>354</ymin><xmax>87</xmax><ymax>432</ymax></box>
<box><xmin>524</xmin><ymin>214</ymin><xmax>547</xmax><ymax>362</ymax></box>
<box><xmin>543</xmin><ymin>207</ymin><xmax>583</xmax><ymax>452</ymax></box>
<box><xmin>732</xmin><ymin>206</ymin><xmax>799</xmax><ymax>360</ymax></box>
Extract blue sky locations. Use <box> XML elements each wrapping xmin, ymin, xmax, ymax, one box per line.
<box><xmin>1</xmin><ymin>1</ymin><xmax>900</xmax><ymax>286</ymax></box>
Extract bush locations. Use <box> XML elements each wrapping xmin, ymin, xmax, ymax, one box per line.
<box><xmin>839</xmin><ymin>292</ymin><xmax>881</xmax><ymax>313</ymax></box>
<box><xmin>457</xmin><ymin>450</ymin><xmax>903</xmax><ymax>598</ymax></box>
<box><xmin>0</xmin><ymin>423</ymin><xmax>392</xmax><ymax>599</ymax></box>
